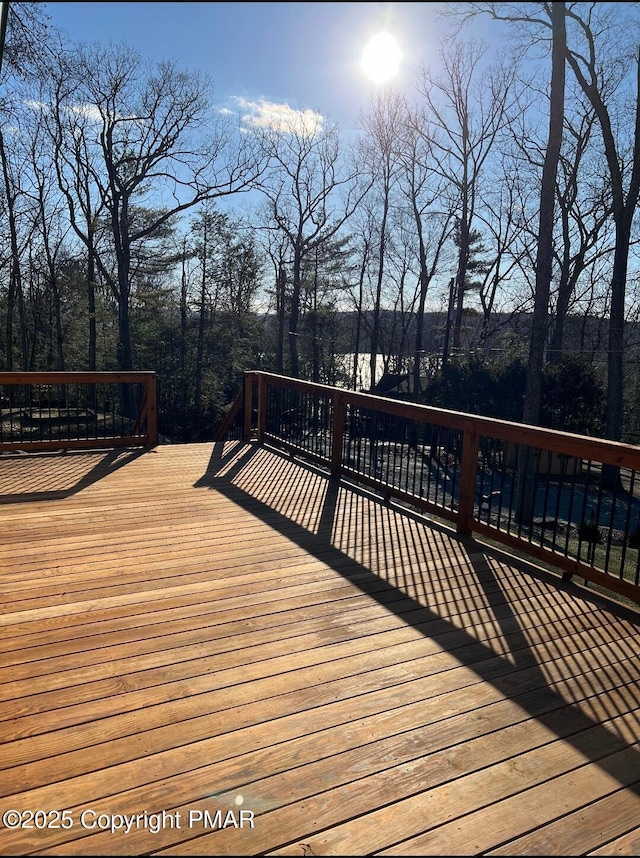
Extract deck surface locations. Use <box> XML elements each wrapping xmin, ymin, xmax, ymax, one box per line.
<box><xmin>0</xmin><ymin>440</ymin><xmax>639</xmax><ymax>856</ymax></box>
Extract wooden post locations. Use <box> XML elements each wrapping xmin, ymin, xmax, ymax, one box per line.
<box><xmin>243</xmin><ymin>372</ymin><xmax>254</xmax><ymax>441</ymax></box>
<box><xmin>257</xmin><ymin>374</ymin><xmax>267</xmax><ymax>443</ymax></box>
<box><xmin>146</xmin><ymin>374</ymin><xmax>158</xmax><ymax>448</ymax></box>
<box><xmin>457</xmin><ymin>424</ymin><xmax>479</xmax><ymax>535</ymax></box>
<box><xmin>331</xmin><ymin>392</ymin><xmax>345</xmax><ymax>478</ymax></box>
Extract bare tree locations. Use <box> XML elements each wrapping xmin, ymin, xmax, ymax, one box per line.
<box><xmin>255</xmin><ymin>111</ymin><xmax>368</xmax><ymax>378</ymax></box>
<box><xmin>46</xmin><ymin>41</ymin><xmax>265</xmax><ymax>373</ymax></box>
<box><xmin>357</xmin><ymin>88</ymin><xmax>406</xmax><ymax>390</ymax></box>
<box><xmin>562</xmin><ymin>4</ymin><xmax>640</xmax><ymax>463</ymax></box>
<box><xmin>474</xmin><ymin>162</ymin><xmax>536</xmax><ymax>348</ymax></box>
<box><xmin>345</xmin><ymin>204</ymin><xmax>377</xmax><ymax>390</ymax></box>
<box><xmin>502</xmin><ymin>58</ymin><xmax>613</xmax><ymax>364</ymax></box>
<box><xmin>44</xmin><ymin>57</ymin><xmax>107</xmax><ymax>371</ymax></box>
<box><xmin>548</xmin><ymin>106</ymin><xmax>613</xmax><ymax>361</ymax></box>
<box><xmin>0</xmin><ymin>1</ymin><xmax>52</xmax><ymax>81</ymax></box>
<box><xmin>517</xmin><ymin>1</ymin><xmax>567</xmax><ymax>525</ymax></box>
<box><xmin>0</xmin><ymin>112</ymin><xmax>35</xmax><ymax>369</ymax></box>
<box><xmin>448</xmin><ymin>2</ymin><xmax>566</xmax><ymax>525</ymax></box>
<box><xmin>259</xmin><ymin>229</ymin><xmax>290</xmax><ymax>375</ymax></box>
<box><xmin>0</xmin><ymin>2</ymin><xmax>53</xmax><ymax>369</ymax></box>
<box><xmin>416</xmin><ymin>38</ymin><xmax>515</xmax><ymax>356</ymax></box>
<box><xmin>452</xmin><ymin>2</ymin><xmax>640</xmax><ymax>470</ymax></box>
<box><xmin>25</xmin><ymin>103</ymin><xmax>72</xmax><ymax>369</ymax></box>
<box><xmin>396</xmin><ymin>104</ymin><xmax>453</xmax><ymax>397</ymax></box>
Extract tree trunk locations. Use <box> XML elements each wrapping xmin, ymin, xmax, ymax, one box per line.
<box><xmin>115</xmin><ymin>201</ymin><xmax>134</xmax><ymax>373</ymax></box>
<box><xmin>352</xmin><ymin>250</ymin><xmax>366</xmax><ymax>390</ymax></box>
<box><xmin>5</xmin><ymin>267</ymin><xmax>14</xmax><ymax>371</ymax></box>
<box><xmin>412</xmin><ymin>204</ymin><xmax>430</xmax><ymax>400</ymax></box>
<box><xmin>441</xmin><ymin>277</ymin><xmax>456</xmax><ymax>369</ymax></box>
<box><xmin>605</xmin><ymin>226</ymin><xmax>630</xmax><ymax>445</ymax></box>
<box><xmin>602</xmin><ymin>218</ymin><xmax>632</xmax><ymax>490</ymax></box>
<box><xmin>517</xmin><ymin>1</ymin><xmax>566</xmax><ymax>524</ymax></box>
<box><xmin>195</xmin><ymin>253</ymin><xmax>207</xmax><ymax>410</ymax></box>
<box><xmin>180</xmin><ymin>248</ymin><xmax>189</xmax><ymax>413</ymax></box>
<box><xmin>0</xmin><ymin>127</ymin><xmax>29</xmax><ymax>370</ymax></box>
<box><xmin>548</xmin><ymin>205</ymin><xmax>572</xmax><ymax>362</ymax></box>
<box><xmin>276</xmin><ymin>263</ymin><xmax>286</xmax><ymax>375</ymax></box>
<box><xmin>370</xmin><ymin>197</ymin><xmax>389</xmax><ymax>392</ymax></box>
<box><xmin>51</xmin><ymin>274</ymin><xmax>65</xmax><ymax>371</ymax></box>
<box><xmin>452</xmin><ymin>136</ymin><xmax>470</xmax><ymax>352</ymax></box>
<box><xmin>413</xmin><ymin>279</ymin><xmax>427</xmax><ymax>401</ymax></box>
<box><xmin>87</xmin><ymin>244</ymin><xmax>97</xmax><ymax>372</ymax></box>
<box><xmin>288</xmin><ymin>247</ymin><xmax>303</xmax><ymax>378</ymax></box>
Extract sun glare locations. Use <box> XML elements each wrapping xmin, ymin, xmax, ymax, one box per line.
<box><xmin>361</xmin><ymin>32</ymin><xmax>402</xmax><ymax>84</ymax></box>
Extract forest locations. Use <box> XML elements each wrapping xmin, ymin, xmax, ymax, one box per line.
<box><xmin>2</xmin><ymin>2</ymin><xmax>640</xmax><ymax>445</ymax></box>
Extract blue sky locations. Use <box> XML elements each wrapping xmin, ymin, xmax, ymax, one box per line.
<box><xmin>41</xmin><ymin>2</ymin><xmax>489</xmax><ymax>133</ymax></box>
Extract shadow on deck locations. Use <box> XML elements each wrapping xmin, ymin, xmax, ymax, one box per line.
<box><xmin>0</xmin><ymin>447</ymin><xmax>145</xmax><ymax>503</ymax></box>
<box><xmin>0</xmin><ymin>440</ymin><xmax>639</xmax><ymax>855</ymax></box>
<box><xmin>195</xmin><ymin>440</ymin><xmax>640</xmax><ymax>854</ymax></box>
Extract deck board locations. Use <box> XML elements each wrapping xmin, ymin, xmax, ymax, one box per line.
<box><xmin>0</xmin><ymin>440</ymin><xmax>639</xmax><ymax>855</ymax></box>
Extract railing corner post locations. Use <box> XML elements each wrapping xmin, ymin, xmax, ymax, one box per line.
<box><xmin>147</xmin><ymin>373</ymin><xmax>158</xmax><ymax>448</ymax></box>
<box><xmin>257</xmin><ymin>373</ymin><xmax>267</xmax><ymax>443</ymax></box>
<box><xmin>243</xmin><ymin>372</ymin><xmax>254</xmax><ymax>442</ymax></box>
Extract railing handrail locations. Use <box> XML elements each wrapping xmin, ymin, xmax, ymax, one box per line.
<box><xmin>0</xmin><ymin>371</ymin><xmax>156</xmax><ymax>384</ymax></box>
<box><xmin>0</xmin><ymin>371</ymin><xmax>158</xmax><ymax>451</ymax></box>
<box><xmin>247</xmin><ymin>370</ymin><xmax>640</xmax><ymax>469</ymax></box>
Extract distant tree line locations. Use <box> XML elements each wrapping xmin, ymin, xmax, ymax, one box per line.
<box><xmin>2</xmin><ymin>2</ymin><xmax>640</xmax><ymax>444</ymax></box>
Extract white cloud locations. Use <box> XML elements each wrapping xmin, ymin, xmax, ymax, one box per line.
<box><xmin>24</xmin><ymin>99</ymin><xmax>111</xmax><ymax>124</ymax></box>
<box><xmin>68</xmin><ymin>103</ymin><xmax>106</xmax><ymax>122</ymax></box>
<box><xmin>24</xmin><ymin>99</ymin><xmax>49</xmax><ymax>113</ymax></box>
<box><xmin>231</xmin><ymin>96</ymin><xmax>324</xmax><ymax>135</ymax></box>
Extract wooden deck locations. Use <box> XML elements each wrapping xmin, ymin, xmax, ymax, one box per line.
<box><xmin>1</xmin><ymin>440</ymin><xmax>639</xmax><ymax>856</ymax></box>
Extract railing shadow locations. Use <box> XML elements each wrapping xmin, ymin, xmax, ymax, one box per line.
<box><xmin>0</xmin><ymin>447</ymin><xmax>149</xmax><ymax>503</ymax></box>
<box><xmin>197</xmin><ymin>440</ymin><xmax>640</xmax><ymax>802</ymax></box>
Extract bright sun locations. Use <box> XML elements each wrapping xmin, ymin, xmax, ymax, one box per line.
<box><xmin>361</xmin><ymin>32</ymin><xmax>402</xmax><ymax>84</ymax></box>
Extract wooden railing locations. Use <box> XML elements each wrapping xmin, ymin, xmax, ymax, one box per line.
<box><xmin>217</xmin><ymin>371</ymin><xmax>640</xmax><ymax>605</ymax></box>
<box><xmin>0</xmin><ymin>372</ymin><xmax>158</xmax><ymax>452</ymax></box>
